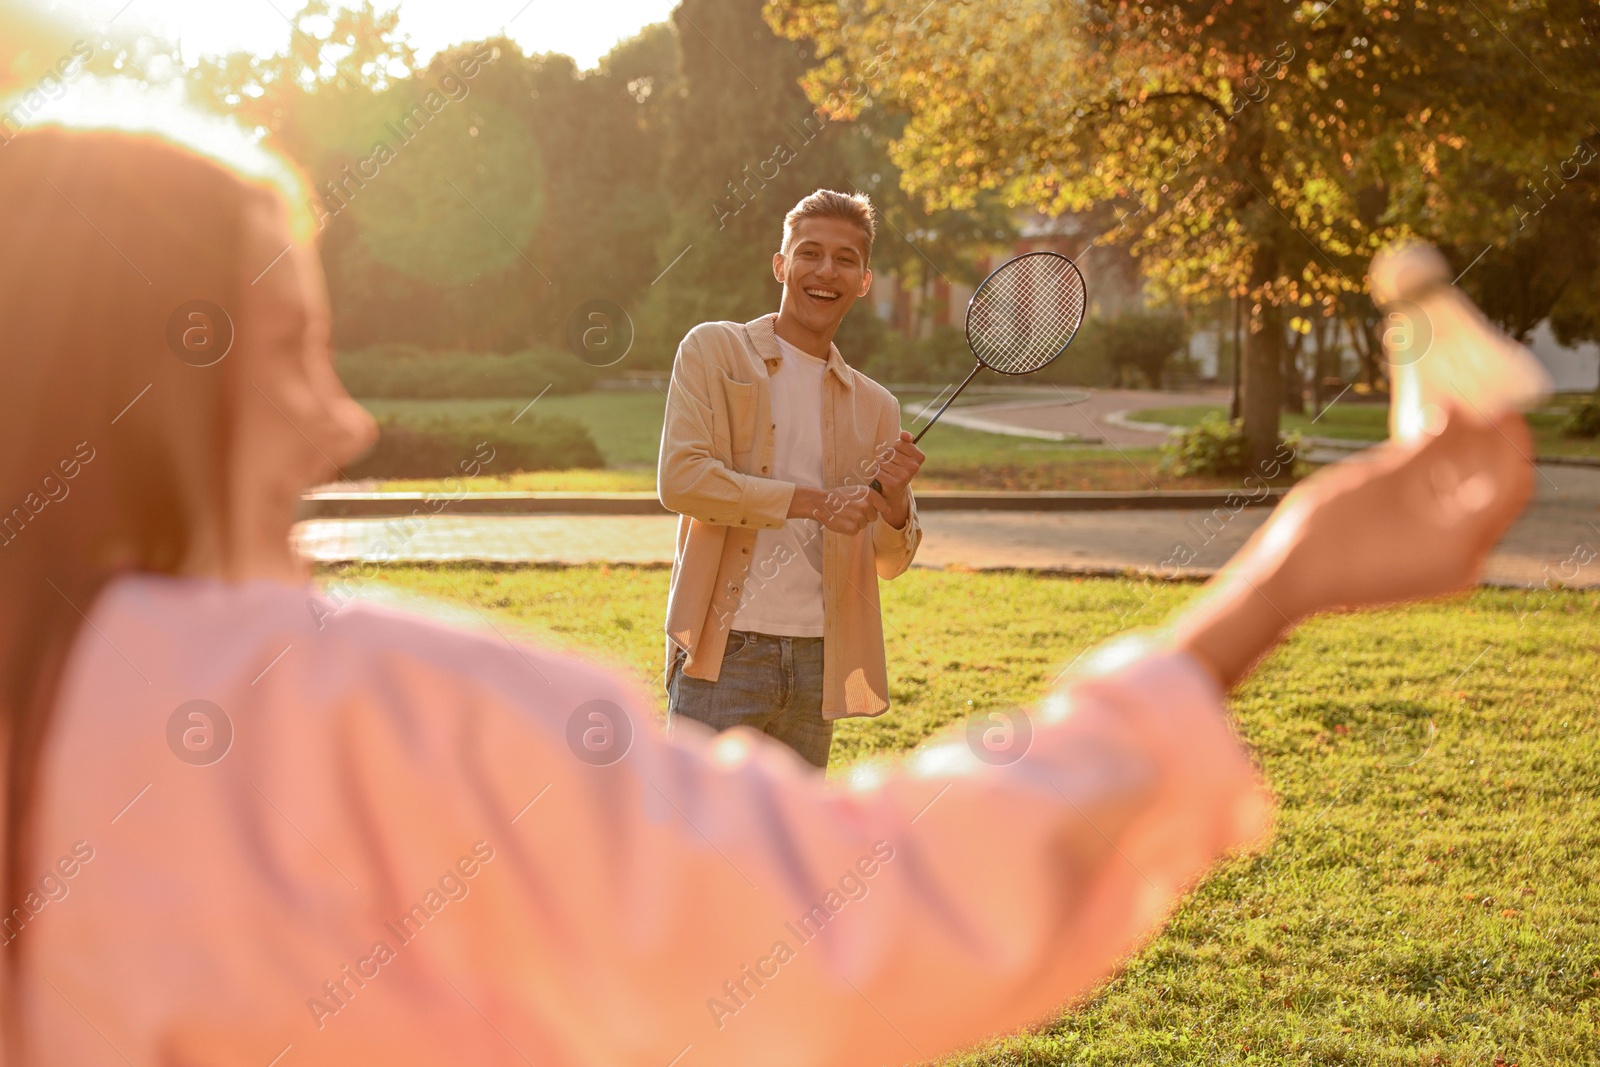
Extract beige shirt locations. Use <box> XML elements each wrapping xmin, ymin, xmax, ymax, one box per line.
<box><xmin>657</xmin><ymin>313</ymin><xmax>922</xmax><ymax>719</ymax></box>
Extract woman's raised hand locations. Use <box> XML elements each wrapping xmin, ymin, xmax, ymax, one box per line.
<box><xmin>1170</xmin><ymin>406</ymin><xmax>1535</xmax><ymax>690</ymax></box>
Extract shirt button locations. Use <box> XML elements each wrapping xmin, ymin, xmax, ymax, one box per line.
<box><xmin>741</xmin><ymin>547</ymin><xmax>750</xmax><ymax>554</ymax></box>
<box><xmin>761</xmin><ymin>466</ymin><xmax>769</xmax><ymax>473</ymax></box>
<box><xmin>740</xmin><ymin>519</ymin><xmax>748</xmax><ymax>525</ymax></box>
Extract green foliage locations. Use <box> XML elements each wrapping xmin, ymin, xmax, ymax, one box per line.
<box><xmin>194</xmin><ymin>21</ymin><xmax>678</xmax><ymax>354</ymax></box>
<box><xmin>852</xmin><ymin>309</ymin><xmax>1183</xmax><ymax>390</ymax></box>
<box><xmin>629</xmin><ymin>0</ymin><xmax>1017</xmax><ymax>369</ymax></box>
<box><xmin>1111</xmin><ymin>308</ymin><xmax>1187</xmax><ymax>389</ymax></box>
<box><xmin>1099</xmin><ymin>308</ymin><xmax>1189</xmax><ymax>389</ymax></box>
<box><xmin>858</xmin><ymin>324</ymin><xmax>971</xmax><ymax>383</ymax></box>
<box><xmin>358</xmin><ymin>392</ymin><xmax>669</xmax><ymax>468</ymax></box>
<box><xmin>336</xmin><ymin>345</ymin><xmax>597</xmax><ymax>399</ymax></box>
<box><xmin>1563</xmin><ymin>399</ymin><xmax>1600</xmax><ymax>439</ymax></box>
<box><xmin>770</xmin><ymin>0</ymin><xmax>1600</xmax><ymax>466</ymax></box>
<box><xmin>359</xmin><ymin>395</ymin><xmax>1266</xmax><ymax>490</ymax></box>
<box><xmin>1161</xmin><ymin>413</ymin><xmax>1302</xmax><ymax>479</ymax></box>
<box><xmin>631</xmin><ymin>0</ymin><xmax>894</xmax><ymax>366</ymax></box>
<box><xmin>1030</xmin><ymin>308</ymin><xmax>1190</xmax><ymax>389</ymax></box>
<box><xmin>1033</xmin><ymin>327</ymin><xmax>1114</xmax><ymax>387</ymax></box>
<box><xmin>345</xmin><ymin>413</ymin><xmax>602</xmax><ymax>478</ymax></box>
<box><xmin>1139</xmin><ymin>402</ymin><xmax>1600</xmax><ymax>459</ymax></box>
<box><xmin>179</xmin><ymin>0</ymin><xmax>1028</xmax><ymax>369</ymax></box>
<box><xmin>338</xmin><ymin>91</ymin><xmax>544</xmax><ymax>288</ymax></box>
<box><xmin>831</xmin><ymin>304</ymin><xmax>892</xmax><ymax>370</ymax></box>
<box><xmin>1160</xmin><ymin>413</ymin><xmax>1246</xmax><ymax>477</ymax></box>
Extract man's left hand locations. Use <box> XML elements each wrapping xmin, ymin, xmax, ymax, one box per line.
<box><xmin>871</xmin><ymin>430</ymin><xmax>925</xmax><ymax>529</ymax></box>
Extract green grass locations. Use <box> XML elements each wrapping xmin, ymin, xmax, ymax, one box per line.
<box><xmin>1131</xmin><ymin>403</ymin><xmax>1600</xmax><ymax>459</ymax></box>
<box><xmin>358</xmin><ymin>392</ymin><xmax>1254</xmax><ymax>492</ymax></box>
<box><xmin>1129</xmin><ymin>402</ymin><xmax>1392</xmax><ymax>442</ymax></box>
<box><xmin>320</xmin><ymin>563</ymin><xmax>1600</xmax><ymax>1066</ymax></box>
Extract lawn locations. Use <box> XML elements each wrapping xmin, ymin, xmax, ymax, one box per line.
<box><xmin>357</xmin><ymin>391</ymin><xmax>1255</xmax><ymax>493</ymax></box>
<box><xmin>1130</xmin><ymin>401</ymin><xmax>1600</xmax><ymax>459</ymax></box>
<box><xmin>320</xmin><ymin>563</ymin><xmax>1600</xmax><ymax>1066</ymax></box>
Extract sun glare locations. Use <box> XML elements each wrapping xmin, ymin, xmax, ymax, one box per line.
<box><xmin>30</xmin><ymin>0</ymin><xmax>676</xmax><ymax>70</ymax></box>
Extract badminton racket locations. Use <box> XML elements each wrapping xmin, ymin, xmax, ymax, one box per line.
<box><xmin>870</xmin><ymin>251</ymin><xmax>1088</xmax><ymax>492</ymax></box>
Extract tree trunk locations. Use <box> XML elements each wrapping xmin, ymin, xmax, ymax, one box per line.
<box><xmin>1282</xmin><ymin>328</ymin><xmax>1306</xmax><ymax>415</ymax></box>
<box><xmin>1241</xmin><ymin>247</ymin><xmax>1283</xmax><ymax>471</ymax></box>
<box><xmin>1310</xmin><ymin>315</ymin><xmax>1334</xmax><ymax>412</ymax></box>
<box><xmin>1229</xmin><ymin>295</ymin><xmax>1243</xmax><ymax>421</ymax></box>
<box><xmin>1349</xmin><ymin>312</ymin><xmax>1384</xmax><ymax>390</ymax></box>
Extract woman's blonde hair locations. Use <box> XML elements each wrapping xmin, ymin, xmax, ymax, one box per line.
<box><xmin>0</xmin><ymin>81</ymin><xmax>307</xmax><ymax>990</ymax></box>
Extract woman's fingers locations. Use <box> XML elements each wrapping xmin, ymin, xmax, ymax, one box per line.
<box><xmin>1239</xmin><ymin>404</ymin><xmax>1538</xmax><ymax>618</ymax></box>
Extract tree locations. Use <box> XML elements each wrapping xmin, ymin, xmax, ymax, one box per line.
<box><xmin>636</xmin><ymin>0</ymin><xmax>883</xmax><ymax>363</ymax></box>
<box><xmin>769</xmin><ymin>0</ymin><xmax>1600</xmax><ymax>466</ymax></box>
<box><xmin>637</xmin><ymin>0</ymin><xmax>1014</xmax><ymax>369</ymax></box>
<box><xmin>193</xmin><ymin>12</ymin><xmax>681</xmax><ymax>353</ymax></box>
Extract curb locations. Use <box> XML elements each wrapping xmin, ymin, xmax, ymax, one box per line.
<box><xmin>303</xmin><ymin>557</ymin><xmax>1554</xmax><ymax>588</ymax></box>
<box><xmin>301</xmin><ymin>492</ymin><xmax>669</xmax><ymax>517</ymax></box>
<box><xmin>299</xmin><ymin>489</ymin><xmax>1289</xmax><ymax>519</ymax></box>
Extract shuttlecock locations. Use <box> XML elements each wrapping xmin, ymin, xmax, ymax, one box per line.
<box><xmin>1369</xmin><ymin>241</ymin><xmax>1551</xmax><ymax>440</ymax></box>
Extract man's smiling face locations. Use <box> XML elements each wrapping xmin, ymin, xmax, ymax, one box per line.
<box><xmin>773</xmin><ymin>216</ymin><xmax>873</xmax><ymax>340</ymax></box>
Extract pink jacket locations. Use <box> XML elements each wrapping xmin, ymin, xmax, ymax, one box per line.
<box><xmin>10</xmin><ymin>572</ymin><xmax>1269</xmax><ymax>1065</ymax></box>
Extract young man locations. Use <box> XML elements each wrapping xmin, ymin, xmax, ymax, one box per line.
<box><xmin>657</xmin><ymin>189</ymin><xmax>924</xmax><ymax>770</ymax></box>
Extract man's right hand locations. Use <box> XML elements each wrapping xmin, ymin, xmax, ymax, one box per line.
<box><xmin>789</xmin><ymin>484</ymin><xmax>888</xmax><ymax>535</ymax></box>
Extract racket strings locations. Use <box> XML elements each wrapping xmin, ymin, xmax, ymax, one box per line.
<box><xmin>967</xmin><ymin>255</ymin><xmax>1086</xmax><ymax>374</ymax></box>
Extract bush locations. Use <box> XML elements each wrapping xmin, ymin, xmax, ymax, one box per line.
<box><xmin>1033</xmin><ymin>307</ymin><xmax>1188</xmax><ymax>389</ymax></box>
<box><xmin>859</xmin><ymin>324</ymin><xmax>973</xmax><ymax>384</ymax></box>
<box><xmin>345</xmin><ymin>414</ymin><xmax>604</xmax><ymax>479</ymax></box>
<box><xmin>1102</xmin><ymin>308</ymin><xmax>1189</xmax><ymax>389</ymax></box>
<box><xmin>833</xmin><ymin>306</ymin><xmax>892</xmax><ymax>369</ymax></box>
<box><xmin>1563</xmin><ymin>399</ymin><xmax>1600</xmax><ymax>438</ymax></box>
<box><xmin>1033</xmin><ymin>324</ymin><xmax>1114</xmax><ymax>387</ymax></box>
<box><xmin>336</xmin><ymin>346</ymin><xmax>598</xmax><ymax>400</ymax></box>
<box><xmin>1160</xmin><ymin>413</ymin><xmax>1303</xmax><ymax>479</ymax></box>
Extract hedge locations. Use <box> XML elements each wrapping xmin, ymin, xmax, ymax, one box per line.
<box><xmin>345</xmin><ymin>415</ymin><xmax>604</xmax><ymax>479</ymax></box>
<box><xmin>336</xmin><ymin>345</ymin><xmax>598</xmax><ymax>400</ymax></box>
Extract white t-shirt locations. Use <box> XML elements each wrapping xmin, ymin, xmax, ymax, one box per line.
<box><xmin>730</xmin><ymin>336</ymin><xmax>827</xmax><ymax>637</ymax></box>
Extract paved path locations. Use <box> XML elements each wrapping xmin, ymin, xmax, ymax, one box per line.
<box><xmin>295</xmin><ymin>463</ymin><xmax>1600</xmax><ymax>588</ymax></box>
<box><xmin>951</xmin><ymin>386</ymin><xmax>1233</xmax><ymax>446</ymax></box>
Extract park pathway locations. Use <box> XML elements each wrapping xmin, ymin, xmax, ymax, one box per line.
<box><xmin>295</xmin><ymin>463</ymin><xmax>1600</xmax><ymax>589</ymax></box>
<box><xmin>945</xmin><ymin>385</ymin><xmax>1231</xmax><ymax>445</ymax></box>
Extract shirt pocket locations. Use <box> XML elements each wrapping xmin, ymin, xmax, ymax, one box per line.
<box><xmin>713</xmin><ymin>370</ymin><xmax>761</xmax><ymax>466</ymax></box>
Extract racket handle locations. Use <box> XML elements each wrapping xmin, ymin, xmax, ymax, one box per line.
<box><xmin>872</xmin><ymin>365</ymin><xmax>983</xmax><ymax>495</ymax></box>
<box><xmin>911</xmin><ymin>363</ymin><xmax>985</xmax><ymax>445</ymax></box>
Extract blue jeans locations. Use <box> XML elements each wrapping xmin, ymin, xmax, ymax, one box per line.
<box><xmin>667</xmin><ymin>631</ymin><xmax>833</xmax><ymax>771</ymax></box>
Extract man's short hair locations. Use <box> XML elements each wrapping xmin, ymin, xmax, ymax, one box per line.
<box><xmin>781</xmin><ymin>189</ymin><xmax>876</xmax><ymax>264</ymax></box>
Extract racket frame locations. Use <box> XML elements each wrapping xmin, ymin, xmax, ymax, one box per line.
<box><xmin>869</xmin><ymin>249</ymin><xmax>1088</xmax><ymax>491</ymax></box>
